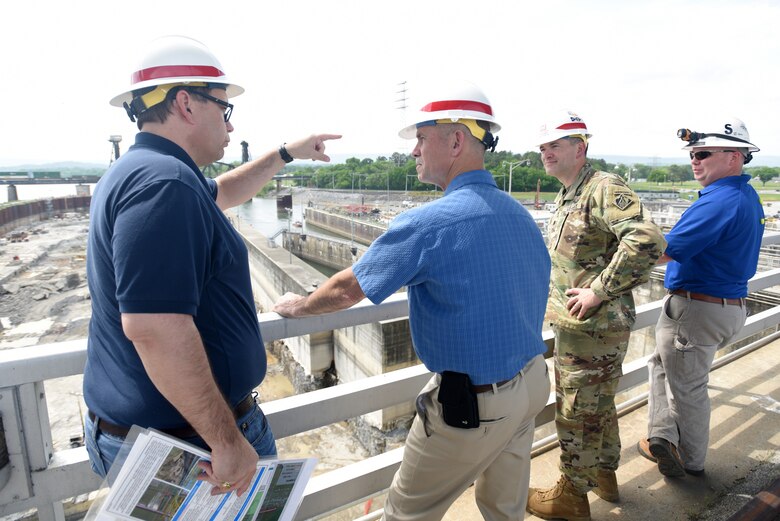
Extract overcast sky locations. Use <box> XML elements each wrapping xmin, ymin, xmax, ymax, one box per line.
<box><xmin>2</xmin><ymin>0</ymin><xmax>778</xmax><ymax>167</ymax></box>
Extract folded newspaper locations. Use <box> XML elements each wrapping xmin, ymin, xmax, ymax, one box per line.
<box><xmin>85</xmin><ymin>426</ymin><xmax>316</xmax><ymax>521</ymax></box>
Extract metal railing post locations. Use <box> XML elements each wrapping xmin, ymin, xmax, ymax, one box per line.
<box><xmin>17</xmin><ymin>382</ymin><xmax>62</xmax><ymax>521</ymax></box>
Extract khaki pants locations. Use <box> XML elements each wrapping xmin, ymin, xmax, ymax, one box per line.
<box><xmin>648</xmin><ymin>294</ymin><xmax>746</xmax><ymax>471</ymax></box>
<box><xmin>382</xmin><ymin>355</ymin><xmax>549</xmax><ymax>521</ymax></box>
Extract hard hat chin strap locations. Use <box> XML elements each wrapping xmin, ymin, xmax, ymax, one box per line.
<box><xmin>124</xmin><ymin>85</ymin><xmax>174</xmax><ymax>122</ymax></box>
<box><xmin>482</xmin><ymin>132</ymin><xmax>499</xmax><ymax>153</ymax></box>
<box><xmin>123</xmin><ymin>98</ymin><xmax>144</xmax><ymax>122</ymax></box>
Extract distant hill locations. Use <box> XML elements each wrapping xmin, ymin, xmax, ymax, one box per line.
<box><xmin>1</xmin><ymin>161</ymin><xmax>106</xmax><ymax>171</ymax></box>
<box><xmin>0</xmin><ymin>161</ymin><xmax>106</xmax><ymax>178</ymax></box>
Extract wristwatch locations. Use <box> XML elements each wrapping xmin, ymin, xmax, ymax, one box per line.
<box><xmin>278</xmin><ymin>144</ymin><xmax>294</xmax><ymax>163</ymax></box>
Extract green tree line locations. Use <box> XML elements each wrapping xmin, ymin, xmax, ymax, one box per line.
<box><xmin>203</xmin><ymin>153</ymin><xmax>780</xmax><ymax>191</ymax></box>
<box><xmin>641</xmin><ymin>164</ymin><xmax>779</xmax><ymax>186</ymax></box>
<box><xmin>42</xmin><ymin>152</ymin><xmax>780</xmax><ymax>190</ymax></box>
<box><xmin>293</xmin><ymin>155</ymin><xmax>780</xmax><ymax>191</ymax></box>
<box><xmin>278</xmin><ymin>151</ymin><xmax>574</xmax><ymax>193</ymax></box>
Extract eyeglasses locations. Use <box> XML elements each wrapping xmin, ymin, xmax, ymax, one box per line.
<box><xmin>189</xmin><ymin>90</ymin><xmax>234</xmax><ymax>122</ymax></box>
<box><xmin>689</xmin><ymin>150</ymin><xmax>735</xmax><ymax>161</ymax></box>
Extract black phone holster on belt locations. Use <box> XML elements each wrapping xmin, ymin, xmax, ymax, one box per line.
<box><xmin>437</xmin><ymin>371</ymin><xmax>480</xmax><ymax>429</ymax></box>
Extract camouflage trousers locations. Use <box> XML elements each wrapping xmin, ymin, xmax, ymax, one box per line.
<box><xmin>552</xmin><ymin>326</ymin><xmax>630</xmax><ymax>493</ymax></box>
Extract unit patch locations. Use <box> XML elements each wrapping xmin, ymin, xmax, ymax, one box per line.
<box><xmin>614</xmin><ymin>193</ymin><xmax>634</xmax><ymax>211</ymax></box>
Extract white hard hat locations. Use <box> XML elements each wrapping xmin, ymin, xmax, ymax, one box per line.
<box><xmin>679</xmin><ymin>117</ymin><xmax>759</xmax><ymax>153</ymax></box>
<box><xmin>536</xmin><ymin>110</ymin><xmax>592</xmax><ymax>147</ymax></box>
<box><xmin>110</xmin><ymin>35</ymin><xmax>243</xmax><ymax>120</ymax></box>
<box><xmin>398</xmin><ymin>81</ymin><xmax>500</xmax><ymax>149</ymax></box>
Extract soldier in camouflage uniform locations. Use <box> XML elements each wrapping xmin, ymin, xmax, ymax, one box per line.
<box><xmin>527</xmin><ymin>111</ymin><xmax>666</xmax><ymax>521</ymax></box>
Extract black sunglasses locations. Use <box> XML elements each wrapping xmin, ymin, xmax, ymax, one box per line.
<box><xmin>689</xmin><ymin>150</ymin><xmax>735</xmax><ymax>161</ymax></box>
<box><xmin>190</xmin><ymin>91</ymin><xmax>234</xmax><ymax>122</ymax></box>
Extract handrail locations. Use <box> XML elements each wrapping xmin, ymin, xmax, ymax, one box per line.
<box><xmin>5</xmin><ymin>267</ymin><xmax>780</xmax><ymax>384</ymax></box>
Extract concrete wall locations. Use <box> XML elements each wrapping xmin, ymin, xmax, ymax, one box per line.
<box><xmin>334</xmin><ymin>314</ymin><xmax>419</xmax><ymax>430</ymax></box>
<box><xmin>284</xmin><ymin>232</ymin><xmax>365</xmax><ymax>270</ymax></box>
<box><xmin>229</xmin><ymin>217</ymin><xmax>334</xmax><ymax>380</ymax></box>
<box><xmin>0</xmin><ymin>197</ymin><xmax>90</xmax><ymax>236</ymax></box>
<box><xmin>304</xmin><ymin>208</ymin><xmax>386</xmax><ymax>246</ymax></box>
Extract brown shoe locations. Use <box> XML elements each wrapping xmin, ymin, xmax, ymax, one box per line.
<box><xmin>527</xmin><ymin>475</ymin><xmax>591</xmax><ymax>521</ymax></box>
<box><xmin>648</xmin><ymin>437</ymin><xmax>685</xmax><ymax>477</ymax></box>
<box><xmin>592</xmin><ymin>469</ymin><xmax>619</xmax><ymax>502</ymax></box>
<box><xmin>637</xmin><ymin>438</ymin><xmax>657</xmax><ymax>462</ymax></box>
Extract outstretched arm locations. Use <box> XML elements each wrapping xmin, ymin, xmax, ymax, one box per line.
<box><xmin>215</xmin><ymin>134</ymin><xmax>341</xmax><ymax>210</ymax></box>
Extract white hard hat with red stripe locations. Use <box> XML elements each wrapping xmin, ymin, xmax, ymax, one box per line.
<box><xmin>110</xmin><ymin>35</ymin><xmax>243</xmax><ymax>121</ymax></box>
<box><xmin>536</xmin><ymin>110</ymin><xmax>592</xmax><ymax>147</ymax></box>
<box><xmin>399</xmin><ymin>81</ymin><xmax>500</xmax><ymax>150</ymax></box>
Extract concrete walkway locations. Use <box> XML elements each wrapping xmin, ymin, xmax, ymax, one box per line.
<box><xmin>442</xmin><ymin>338</ymin><xmax>780</xmax><ymax>521</ymax></box>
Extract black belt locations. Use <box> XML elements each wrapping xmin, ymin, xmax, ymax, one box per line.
<box><xmin>471</xmin><ymin>371</ymin><xmax>522</xmax><ymax>394</ymax></box>
<box><xmin>89</xmin><ymin>393</ymin><xmax>257</xmax><ymax>439</ymax></box>
<box><xmin>472</xmin><ymin>379</ymin><xmax>511</xmax><ymax>394</ymax></box>
<box><xmin>670</xmin><ymin>289</ymin><xmax>744</xmax><ymax>307</ymax></box>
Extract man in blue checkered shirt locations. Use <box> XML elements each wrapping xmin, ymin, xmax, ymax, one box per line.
<box><xmin>275</xmin><ymin>81</ymin><xmax>551</xmax><ymax>521</ymax></box>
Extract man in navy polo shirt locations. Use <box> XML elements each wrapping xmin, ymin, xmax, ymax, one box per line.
<box><xmin>84</xmin><ymin>35</ymin><xmax>338</xmax><ymax>496</ymax></box>
<box><xmin>639</xmin><ymin>118</ymin><xmax>764</xmax><ymax>478</ymax></box>
<box><xmin>274</xmin><ymin>82</ymin><xmax>551</xmax><ymax>520</ymax></box>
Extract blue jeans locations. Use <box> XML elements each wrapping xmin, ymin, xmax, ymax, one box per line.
<box><xmin>85</xmin><ymin>401</ymin><xmax>277</xmax><ymax>479</ymax></box>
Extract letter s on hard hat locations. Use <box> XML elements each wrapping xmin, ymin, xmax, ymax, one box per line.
<box><xmin>110</xmin><ymin>35</ymin><xmax>244</xmax><ymax>122</ymax></box>
<box><xmin>535</xmin><ymin>110</ymin><xmax>592</xmax><ymax>147</ymax></box>
<box><xmin>678</xmin><ymin>117</ymin><xmax>759</xmax><ymax>164</ymax></box>
<box><xmin>399</xmin><ymin>81</ymin><xmax>500</xmax><ymax>151</ymax></box>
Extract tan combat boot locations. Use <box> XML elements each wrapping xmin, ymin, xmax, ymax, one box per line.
<box><xmin>592</xmin><ymin>469</ymin><xmax>619</xmax><ymax>502</ymax></box>
<box><xmin>526</xmin><ymin>475</ymin><xmax>591</xmax><ymax>521</ymax></box>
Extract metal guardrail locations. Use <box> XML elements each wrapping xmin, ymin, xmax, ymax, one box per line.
<box><xmin>2</xmin><ymin>254</ymin><xmax>780</xmax><ymax>520</ymax></box>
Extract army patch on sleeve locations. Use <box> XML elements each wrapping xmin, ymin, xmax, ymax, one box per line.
<box><xmin>605</xmin><ymin>185</ymin><xmax>641</xmax><ymax>222</ymax></box>
<box><xmin>614</xmin><ymin>192</ymin><xmax>634</xmax><ymax>211</ymax></box>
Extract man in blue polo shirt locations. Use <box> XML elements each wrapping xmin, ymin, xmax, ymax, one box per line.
<box><xmin>274</xmin><ymin>82</ymin><xmax>551</xmax><ymax>520</ymax></box>
<box><xmin>84</xmin><ymin>35</ymin><xmax>339</xmax><ymax>496</ymax></box>
<box><xmin>638</xmin><ymin>118</ymin><xmax>764</xmax><ymax>478</ymax></box>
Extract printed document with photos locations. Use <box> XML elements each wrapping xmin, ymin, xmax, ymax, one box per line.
<box><xmin>85</xmin><ymin>426</ymin><xmax>316</xmax><ymax>521</ymax></box>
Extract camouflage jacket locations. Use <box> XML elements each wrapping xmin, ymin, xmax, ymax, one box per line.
<box><xmin>546</xmin><ymin>164</ymin><xmax>666</xmax><ymax>332</ymax></box>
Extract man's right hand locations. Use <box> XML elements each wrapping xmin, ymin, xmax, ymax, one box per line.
<box><xmin>274</xmin><ymin>292</ymin><xmax>308</xmax><ymax>317</ymax></box>
<box><xmin>273</xmin><ymin>268</ymin><xmax>366</xmax><ymax>318</ymax></box>
<box><xmin>197</xmin><ymin>436</ymin><xmax>260</xmax><ymax>497</ymax></box>
<box><xmin>565</xmin><ymin>287</ymin><xmax>603</xmax><ymax>320</ymax></box>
